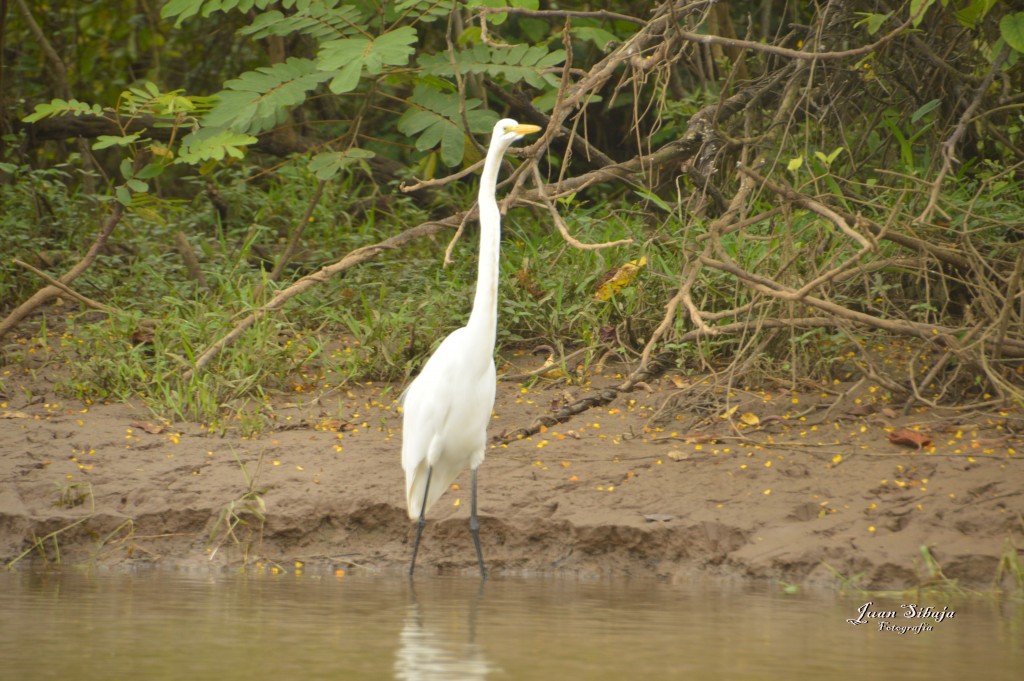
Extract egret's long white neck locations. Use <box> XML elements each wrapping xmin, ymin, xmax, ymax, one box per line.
<box><xmin>467</xmin><ymin>137</ymin><xmax>509</xmax><ymax>343</ymax></box>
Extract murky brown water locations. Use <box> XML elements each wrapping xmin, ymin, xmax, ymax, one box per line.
<box><xmin>1</xmin><ymin>569</ymin><xmax>1021</xmax><ymax>679</ymax></box>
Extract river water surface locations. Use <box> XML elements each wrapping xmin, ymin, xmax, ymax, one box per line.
<box><xmin>1</xmin><ymin>569</ymin><xmax>1021</xmax><ymax>679</ymax></box>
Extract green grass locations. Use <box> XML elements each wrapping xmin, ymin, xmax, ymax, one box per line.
<box><xmin>3</xmin><ymin>139</ymin><xmax>1023</xmax><ymax>432</ymax></box>
<box><xmin>207</xmin><ymin>448</ymin><xmax>269</xmax><ymax>563</ymax></box>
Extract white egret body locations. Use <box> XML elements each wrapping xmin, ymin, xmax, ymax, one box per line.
<box><xmin>401</xmin><ymin>118</ymin><xmax>540</xmax><ymax>577</ymax></box>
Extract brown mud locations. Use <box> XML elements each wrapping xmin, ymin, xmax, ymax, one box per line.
<box><xmin>2</xmin><ymin>356</ymin><xmax>1022</xmax><ymax>590</ymax></box>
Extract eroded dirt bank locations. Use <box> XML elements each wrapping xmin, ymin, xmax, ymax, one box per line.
<box><xmin>2</xmin><ymin>373</ymin><xmax>1022</xmax><ymax>590</ymax></box>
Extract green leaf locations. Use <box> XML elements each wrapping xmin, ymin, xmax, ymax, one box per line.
<box><xmin>126</xmin><ymin>178</ymin><xmax>149</xmax><ymax>193</ymax></box>
<box><xmin>466</xmin><ymin>0</ymin><xmax>539</xmax><ymax>26</ymax></box>
<box><xmin>853</xmin><ymin>12</ymin><xmax>892</xmax><ymax>36</ymax></box>
<box><xmin>571</xmin><ymin>26</ymin><xmax>621</xmax><ymax>50</ymax></box>
<box><xmin>204</xmin><ymin>57</ymin><xmax>329</xmax><ymax>133</ymax></box>
<box><xmin>787</xmin><ymin>156</ymin><xmax>803</xmax><ymax>172</ymax></box>
<box><xmin>308</xmin><ymin>148</ymin><xmax>375</xmax><ymax>180</ymax></box>
<box><xmin>955</xmin><ymin>0</ymin><xmax>998</xmax><ymax>28</ymax></box>
<box><xmin>115</xmin><ymin>186</ymin><xmax>132</xmax><ymax>206</ymax></box>
<box><xmin>391</xmin><ymin>0</ymin><xmax>449</xmax><ymax>24</ymax></box>
<box><xmin>242</xmin><ymin>3</ymin><xmax>365</xmax><ymax>42</ymax></box>
<box><xmin>911</xmin><ymin>98</ymin><xmax>942</xmax><ymax>123</ymax></box>
<box><xmin>909</xmin><ymin>0</ymin><xmax>936</xmax><ymax>28</ymax></box>
<box><xmin>318</xmin><ymin>26</ymin><xmax>418</xmax><ymax>93</ymax></box>
<box><xmin>92</xmin><ymin>133</ymin><xmax>141</xmax><ymax>150</ymax></box>
<box><xmin>813</xmin><ymin>147</ymin><xmax>844</xmax><ymax>167</ymax></box>
<box><xmin>419</xmin><ymin>43</ymin><xmax>565</xmax><ymax>89</ymax></box>
<box><xmin>397</xmin><ymin>85</ymin><xmax>499</xmax><ymax>166</ymax></box>
<box><xmin>177</xmin><ymin>128</ymin><xmax>259</xmax><ymax>164</ymax></box>
<box><xmin>160</xmin><ymin>0</ymin><xmax>277</xmax><ymax>27</ymax></box>
<box><xmin>160</xmin><ymin>0</ymin><xmax>204</xmax><ymax>26</ymax></box>
<box><xmin>22</xmin><ymin>98</ymin><xmax>104</xmax><ymax>123</ymax></box>
<box><xmin>633</xmin><ymin>188</ymin><xmax>672</xmax><ymax>214</ymax></box>
<box><xmin>136</xmin><ymin>163</ymin><xmax>167</xmax><ymax>180</ymax></box>
<box><xmin>1000</xmin><ymin>12</ymin><xmax>1024</xmax><ymax>54</ymax></box>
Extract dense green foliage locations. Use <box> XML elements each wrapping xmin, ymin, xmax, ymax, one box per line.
<box><xmin>1</xmin><ymin>0</ymin><xmax>1023</xmax><ymax>429</ymax></box>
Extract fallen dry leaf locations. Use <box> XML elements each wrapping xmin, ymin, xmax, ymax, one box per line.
<box><xmin>739</xmin><ymin>412</ymin><xmax>760</xmax><ymax>426</ymax></box>
<box><xmin>669</xmin><ymin>375</ymin><xmax>688</xmax><ymax>389</ymax></box>
<box><xmin>594</xmin><ymin>256</ymin><xmax>646</xmax><ymax>301</ymax></box>
<box><xmin>682</xmin><ymin>432</ymin><xmax>717</xmax><ymax>444</ymax></box>
<box><xmin>2</xmin><ymin>411</ymin><xmax>30</xmax><ymax>419</ymax></box>
<box><xmin>538</xmin><ymin>357</ymin><xmax>565</xmax><ymax>379</ymax></box>
<box><xmin>514</xmin><ymin>265</ymin><xmax>544</xmax><ymax>300</ymax></box>
<box><xmin>131</xmin><ymin>421</ymin><xmax>166</xmax><ymax>434</ymax></box>
<box><xmin>888</xmin><ymin>428</ymin><xmax>932</xmax><ymax>449</ymax></box>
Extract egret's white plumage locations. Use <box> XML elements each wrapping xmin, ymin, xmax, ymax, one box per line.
<box><xmin>401</xmin><ymin>118</ymin><xmax>540</xmax><ymax>577</ymax></box>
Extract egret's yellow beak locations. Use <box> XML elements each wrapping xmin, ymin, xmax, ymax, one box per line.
<box><xmin>510</xmin><ymin>123</ymin><xmax>542</xmax><ymax>135</ymax></box>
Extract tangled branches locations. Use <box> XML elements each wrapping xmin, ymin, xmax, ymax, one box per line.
<box><xmin>418</xmin><ymin>1</ymin><xmax>1024</xmax><ymax>409</ymax></box>
<box><xmin>200</xmin><ymin>0</ymin><xmax>1024</xmax><ymax>407</ymax></box>
<box><xmin>8</xmin><ymin>1</ymin><xmax>1020</xmax><ymax>413</ymax></box>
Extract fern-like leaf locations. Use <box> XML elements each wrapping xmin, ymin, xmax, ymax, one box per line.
<box><xmin>241</xmin><ymin>1</ymin><xmax>365</xmax><ymax>42</ymax></box>
<box><xmin>22</xmin><ymin>99</ymin><xmax>104</xmax><ymax>123</ymax></box>
<box><xmin>308</xmin><ymin>148</ymin><xmax>375</xmax><ymax>180</ymax></box>
<box><xmin>397</xmin><ymin>85</ymin><xmax>498</xmax><ymax>166</ymax></box>
<box><xmin>419</xmin><ymin>43</ymin><xmax>564</xmax><ymax>89</ymax></box>
<box><xmin>204</xmin><ymin>57</ymin><xmax>330</xmax><ymax>133</ymax></box>
<box><xmin>465</xmin><ymin>0</ymin><xmax>540</xmax><ymax>26</ymax></box>
<box><xmin>317</xmin><ymin>26</ymin><xmax>418</xmax><ymax>93</ymax></box>
<box><xmin>161</xmin><ymin>0</ymin><xmax>276</xmax><ymax>27</ymax></box>
<box><xmin>176</xmin><ymin>128</ymin><xmax>259</xmax><ymax>164</ymax></box>
<box><xmin>93</xmin><ymin>133</ymin><xmax>142</xmax><ymax>150</ymax></box>
<box><xmin>389</xmin><ymin>0</ymin><xmax>452</xmax><ymax>23</ymax></box>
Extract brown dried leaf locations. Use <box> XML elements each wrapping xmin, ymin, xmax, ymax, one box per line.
<box><xmin>515</xmin><ymin>266</ymin><xmax>545</xmax><ymax>300</ymax></box>
<box><xmin>888</xmin><ymin>428</ymin><xmax>932</xmax><ymax>449</ymax></box>
<box><xmin>847</xmin><ymin>403</ymin><xmax>873</xmax><ymax>417</ymax></box>
<box><xmin>682</xmin><ymin>432</ymin><xmax>717</xmax><ymax>444</ymax></box>
<box><xmin>131</xmin><ymin>420</ymin><xmax>166</xmax><ymax>434</ymax></box>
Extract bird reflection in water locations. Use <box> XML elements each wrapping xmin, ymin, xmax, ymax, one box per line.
<box><xmin>394</xmin><ymin>582</ymin><xmax>495</xmax><ymax>680</ymax></box>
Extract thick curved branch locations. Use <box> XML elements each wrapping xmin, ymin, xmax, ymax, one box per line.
<box><xmin>0</xmin><ymin>203</ymin><xmax>125</xmax><ymax>339</ymax></box>
<box><xmin>529</xmin><ymin>164</ymin><xmax>633</xmax><ymax>251</ymax></box>
<box><xmin>699</xmin><ymin>255</ymin><xmax>1024</xmax><ymax>357</ymax></box>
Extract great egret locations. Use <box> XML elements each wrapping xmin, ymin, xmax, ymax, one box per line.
<box><xmin>401</xmin><ymin>118</ymin><xmax>541</xmax><ymax>578</ymax></box>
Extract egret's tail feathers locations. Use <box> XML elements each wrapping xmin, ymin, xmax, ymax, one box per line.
<box><xmin>405</xmin><ymin>465</ymin><xmax>428</xmax><ymax>520</ymax></box>
<box><xmin>405</xmin><ymin>460</ymin><xmax>463</xmax><ymax>521</ymax></box>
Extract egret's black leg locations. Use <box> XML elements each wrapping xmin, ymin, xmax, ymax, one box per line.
<box><xmin>409</xmin><ymin>465</ymin><xmax>433</xmax><ymax>578</ymax></box>
<box><xmin>470</xmin><ymin>467</ymin><xmax>487</xmax><ymax>579</ymax></box>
